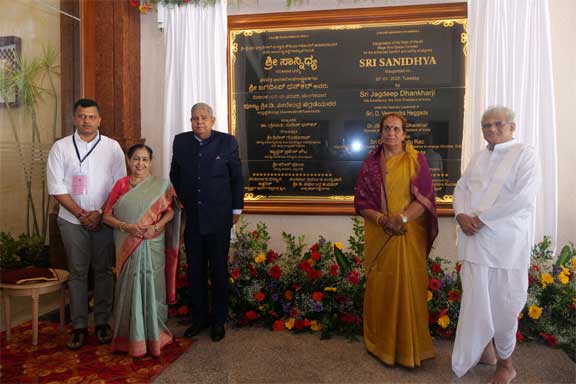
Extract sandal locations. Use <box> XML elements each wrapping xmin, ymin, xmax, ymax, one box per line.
<box><xmin>67</xmin><ymin>328</ymin><xmax>88</xmax><ymax>350</ymax></box>
<box><xmin>95</xmin><ymin>324</ymin><xmax>112</xmax><ymax>344</ymax></box>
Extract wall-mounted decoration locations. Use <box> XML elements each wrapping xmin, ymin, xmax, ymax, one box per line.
<box><xmin>0</xmin><ymin>36</ymin><xmax>22</xmax><ymax>107</ymax></box>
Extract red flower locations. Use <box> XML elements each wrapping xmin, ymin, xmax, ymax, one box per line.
<box><xmin>448</xmin><ymin>290</ymin><xmax>460</xmax><ymax>302</ymax></box>
<box><xmin>516</xmin><ymin>331</ymin><xmax>525</xmax><ymax>343</ymax></box>
<box><xmin>245</xmin><ymin>310</ymin><xmax>257</xmax><ymax>320</ymax></box>
<box><xmin>295</xmin><ymin>319</ymin><xmax>305</xmax><ymax>330</ymax></box>
<box><xmin>528</xmin><ymin>274</ymin><xmax>535</xmax><ymax>287</ymax></box>
<box><xmin>431</xmin><ymin>263</ymin><xmax>442</xmax><ymax>274</ymax></box>
<box><xmin>336</xmin><ymin>295</ymin><xmax>347</xmax><ymax>303</ymax></box>
<box><xmin>429</xmin><ymin>311</ymin><xmax>439</xmax><ymax>324</ymax></box>
<box><xmin>329</xmin><ymin>264</ymin><xmax>339</xmax><ymax>276</ymax></box>
<box><xmin>268</xmin><ymin>265</ymin><xmax>282</xmax><ymax>279</ymax></box>
<box><xmin>177</xmin><ymin>305</ymin><xmax>189</xmax><ymax>316</ymax></box>
<box><xmin>348</xmin><ymin>270</ymin><xmax>360</xmax><ymax>285</ymax></box>
<box><xmin>252</xmin><ymin>230</ymin><xmax>259</xmax><ymax>238</ymax></box>
<box><xmin>531</xmin><ymin>264</ymin><xmax>540</xmax><ymax>272</ymax></box>
<box><xmin>311</xmin><ymin>291</ymin><xmax>324</xmax><ymax>301</ymax></box>
<box><xmin>303</xmin><ymin>319</ymin><xmax>311</xmax><ymax>327</ymax></box>
<box><xmin>238</xmin><ymin>316</ymin><xmax>249</xmax><ymax>326</ymax></box>
<box><xmin>248</xmin><ymin>264</ymin><xmax>257</xmax><ymax>277</ymax></box>
<box><xmin>455</xmin><ymin>262</ymin><xmax>462</xmax><ymax>272</ymax></box>
<box><xmin>254</xmin><ymin>291</ymin><xmax>265</xmax><ymax>302</ymax></box>
<box><xmin>231</xmin><ymin>268</ymin><xmax>240</xmax><ymax>280</ymax></box>
<box><xmin>540</xmin><ymin>333</ymin><xmax>558</xmax><ymax>347</ymax></box>
<box><xmin>310</xmin><ymin>251</ymin><xmax>321</xmax><ymax>261</ymax></box>
<box><xmin>272</xmin><ymin>320</ymin><xmax>284</xmax><ymax>331</ymax></box>
<box><xmin>299</xmin><ymin>260</ymin><xmax>312</xmax><ymax>272</ymax></box>
<box><xmin>269</xmin><ymin>311</ymin><xmax>279</xmax><ymax>318</ymax></box>
<box><xmin>168</xmin><ymin>307</ymin><xmax>177</xmax><ymax>317</ymax></box>
<box><xmin>284</xmin><ymin>290</ymin><xmax>294</xmax><ymax>300</ymax></box>
<box><xmin>429</xmin><ymin>278</ymin><xmax>441</xmax><ymax>291</ymax></box>
<box><xmin>183</xmin><ymin>0</ymin><xmax>190</xmax><ymax>3</ymax></box>
<box><xmin>354</xmin><ymin>255</ymin><xmax>363</xmax><ymax>265</ymax></box>
<box><xmin>266</xmin><ymin>250</ymin><xmax>279</xmax><ymax>263</ymax></box>
<box><xmin>311</xmin><ymin>243</ymin><xmax>319</xmax><ymax>252</ymax></box>
<box><xmin>307</xmin><ymin>269</ymin><xmax>322</xmax><ymax>280</ymax></box>
<box><xmin>130</xmin><ymin>0</ymin><xmax>139</xmax><ymax>7</ymax></box>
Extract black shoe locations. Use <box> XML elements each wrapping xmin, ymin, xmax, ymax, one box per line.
<box><xmin>67</xmin><ymin>328</ymin><xmax>88</xmax><ymax>350</ymax></box>
<box><xmin>95</xmin><ymin>324</ymin><xmax>112</xmax><ymax>344</ymax></box>
<box><xmin>210</xmin><ymin>324</ymin><xmax>225</xmax><ymax>342</ymax></box>
<box><xmin>183</xmin><ymin>321</ymin><xmax>209</xmax><ymax>338</ymax></box>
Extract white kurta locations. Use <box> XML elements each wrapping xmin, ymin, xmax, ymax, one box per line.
<box><xmin>451</xmin><ymin>139</ymin><xmax>539</xmax><ymax>378</ymax></box>
<box><xmin>453</xmin><ymin>139</ymin><xmax>539</xmax><ymax>270</ymax></box>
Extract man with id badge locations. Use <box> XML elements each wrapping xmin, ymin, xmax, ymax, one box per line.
<box><xmin>47</xmin><ymin>99</ymin><xmax>126</xmax><ymax>350</ymax></box>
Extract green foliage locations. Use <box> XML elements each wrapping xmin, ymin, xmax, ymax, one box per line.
<box><xmin>0</xmin><ymin>232</ymin><xmax>48</xmax><ymax>270</ymax></box>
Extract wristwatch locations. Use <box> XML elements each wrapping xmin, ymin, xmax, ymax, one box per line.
<box><xmin>400</xmin><ymin>213</ymin><xmax>408</xmax><ymax>224</ymax></box>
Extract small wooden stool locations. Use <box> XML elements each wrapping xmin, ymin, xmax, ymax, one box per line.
<box><xmin>0</xmin><ymin>269</ymin><xmax>69</xmax><ymax>345</ymax></box>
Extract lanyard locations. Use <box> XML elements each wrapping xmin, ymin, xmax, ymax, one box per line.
<box><xmin>73</xmin><ymin>132</ymin><xmax>101</xmax><ymax>166</ymax></box>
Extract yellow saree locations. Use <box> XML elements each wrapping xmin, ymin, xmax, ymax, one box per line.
<box><xmin>363</xmin><ymin>150</ymin><xmax>435</xmax><ymax>368</ymax></box>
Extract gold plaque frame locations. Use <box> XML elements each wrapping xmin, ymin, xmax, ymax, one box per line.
<box><xmin>228</xmin><ymin>3</ymin><xmax>467</xmax><ymax>216</ymax></box>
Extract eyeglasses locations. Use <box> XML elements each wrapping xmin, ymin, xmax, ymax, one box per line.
<box><xmin>481</xmin><ymin>121</ymin><xmax>511</xmax><ymax>130</ymax></box>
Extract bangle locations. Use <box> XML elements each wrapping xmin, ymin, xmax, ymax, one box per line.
<box><xmin>153</xmin><ymin>223</ymin><xmax>160</xmax><ymax>233</ymax></box>
<box><xmin>119</xmin><ymin>222</ymin><xmax>126</xmax><ymax>232</ymax></box>
<box><xmin>376</xmin><ymin>213</ymin><xmax>384</xmax><ymax>225</ymax></box>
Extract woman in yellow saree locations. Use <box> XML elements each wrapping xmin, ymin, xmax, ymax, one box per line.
<box><xmin>354</xmin><ymin>113</ymin><xmax>438</xmax><ymax>368</ymax></box>
<box><xmin>103</xmin><ymin>144</ymin><xmax>182</xmax><ymax>357</ymax></box>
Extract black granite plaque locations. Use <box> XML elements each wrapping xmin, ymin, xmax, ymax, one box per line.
<box><xmin>230</xmin><ymin>19</ymin><xmax>466</xmax><ymax>204</ymax></box>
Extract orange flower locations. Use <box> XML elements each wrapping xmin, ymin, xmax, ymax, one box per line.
<box><xmin>284</xmin><ymin>290</ymin><xmax>294</xmax><ymax>300</ymax></box>
<box><xmin>254</xmin><ymin>291</ymin><xmax>265</xmax><ymax>302</ymax></box>
<box><xmin>311</xmin><ymin>291</ymin><xmax>324</xmax><ymax>301</ymax></box>
<box><xmin>177</xmin><ymin>305</ymin><xmax>189</xmax><ymax>316</ymax></box>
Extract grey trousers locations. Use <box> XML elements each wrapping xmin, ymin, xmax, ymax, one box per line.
<box><xmin>57</xmin><ymin>217</ymin><xmax>115</xmax><ymax>329</ymax></box>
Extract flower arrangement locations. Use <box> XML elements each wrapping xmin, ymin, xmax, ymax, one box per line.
<box><xmin>169</xmin><ymin>221</ymin><xmax>575</xmax><ymax>358</ymax></box>
<box><xmin>227</xmin><ymin>219</ymin><xmax>366</xmax><ymax>339</ymax></box>
<box><xmin>426</xmin><ymin>257</ymin><xmax>462</xmax><ymax>339</ymax></box>
<box><xmin>129</xmin><ymin>0</ymin><xmax>217</xmax><ymax>14</ymax></box>
<box><xmin>518</xmin><ymin>237</ymin><xmax>576</xmax><ymax>358</ymax></box>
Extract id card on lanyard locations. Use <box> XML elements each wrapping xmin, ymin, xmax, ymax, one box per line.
<box><xmin>71</xmin><ymin>132</ymin><xmax>101</xmax><ymax>196</ymax></box>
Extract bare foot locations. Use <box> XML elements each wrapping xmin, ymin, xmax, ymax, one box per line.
<box><xmin>480</xmin><ymin>342</ymin><xmax>497</xmax><ymax>365</ymax></box>
<box><xmin>490</xmin><ymin>364</ymin><xmax>517</xmax><ymax>384</ymax></box>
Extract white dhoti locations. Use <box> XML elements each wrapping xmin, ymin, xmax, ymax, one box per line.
<box><xmin>451</xmin><ymin>261</ymin><xmax>528</xmax><ymax>378</ymax></box>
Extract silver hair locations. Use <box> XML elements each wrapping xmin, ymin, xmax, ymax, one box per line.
<box><xmin>191</xmin><ymin>102</ymin><xmax>214</xmax><ymax>117</ymax></box>
<box><xmin>481</xmin><ymin>105</ymin><xmax>515</xmax><ymax>122</ymax></box>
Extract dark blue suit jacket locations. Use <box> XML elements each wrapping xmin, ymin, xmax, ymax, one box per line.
<box><xmin>170</xmin><ymin>131</ymin><xmax>244</xmax><ymax>235</ymax></box>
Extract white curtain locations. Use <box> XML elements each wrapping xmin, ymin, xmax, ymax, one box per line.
<box><xmin>161</xmin><ymin>0</ymin><xmax>228</xmax><ymax>178</ymax></box>
<box><xmin>462</xmin><ymin>0</ymin><xmax>557</xmax><ymax>248</ymax></box>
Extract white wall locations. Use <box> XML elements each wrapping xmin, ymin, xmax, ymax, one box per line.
<box><xmin>140</xmin><ymin>0</ymin><xmax>575</xmax><ymax>256</ymax></box>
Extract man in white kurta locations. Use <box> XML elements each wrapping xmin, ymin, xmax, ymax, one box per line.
<box><xmin>451</xmin><ymin>106</ymin><xmax>539</xmax><ymax>384</ymax></box>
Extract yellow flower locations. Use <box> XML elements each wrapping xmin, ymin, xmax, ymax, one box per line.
<box><xmin>427</xmin><ymin>290</ymin><xmax>433</xmax><ymax>302</ymax></box>
<box><xmin>437</xmin><ymin>315</ymin><xmax>450</xmax><ymax>329</ymax></box>
<box><xmin>558</xmin><ymin>271</ymin><xmax>569</xmax><ymax>285</ymax></box>
<box><xmin>540</xmin><ymin>273</ymin><xmax>554</xmax><ymax>287</ymax></box>
<box><xmin>229</xmin><ymin>277</ymin><xmax>235</xmax><ymax>284</ymax></box>
<box><xmin>571</xmin><ymin>257</ymin><xmax>576</xmax><ymax>271</ymax></box>
<box><xmin>254</xmin><ymin>253</ymin><xmax>266</xmax><ymax>264</ymax></box>
<box><xmin>285</xmin><ymin>318</ymin><xmax>295</xmax><ymax>330</ymax></box>
<box><xmin>310</xmin><ymin>320</ymin><xmax>321</xmax><ymax>331</ymax></box>
<box><xmin>528</xmin><ymin>304</ymin><xmax>542</xmax><ymax>320</ymax></box>
<box><xmin>333</xmin><ymin>242</ymin><xmax>343</xmax><ymax>250</ymax></box>
<box><xmin>324</xmin><ymin>287</ymin><xmax>337</xmax><ymax>292</ymax></box>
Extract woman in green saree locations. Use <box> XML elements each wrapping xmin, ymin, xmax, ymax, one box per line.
<box><xmin>103</xmin><ymin>144</ymin><xmax>182</xmax><ymax>357</ymax></box>
<box><xmin>354</xmin><ymin>113</ymin><xmax>438</xmax><ymax>368</ymax></box>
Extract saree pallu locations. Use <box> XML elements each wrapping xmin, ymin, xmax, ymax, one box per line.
<box><xmin>110</xmin><ymin>176</ymin><xmax>182</xmax><ymax>357</ymax></box>
<box><xmin>363</xmin><ymin>150</ymin><xmax>435</xmax><ymax>368</ymax></box>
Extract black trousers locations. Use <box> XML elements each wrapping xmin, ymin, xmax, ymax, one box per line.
<box><xmin>185</xmin><ymin>230</ymin><xmax>231</xmax><ymax>325</ymax></box>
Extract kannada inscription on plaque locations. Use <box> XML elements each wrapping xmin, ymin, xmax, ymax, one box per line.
<box><xmin>230</xmin><ymin>19</ymin><xmax>466</xmax><ymax>205</ymax></box>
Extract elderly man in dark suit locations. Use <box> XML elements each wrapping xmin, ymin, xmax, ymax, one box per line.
<box><xmin>170</xmin><ymin>102</ymin><xmax>244</xmax><ymax>342</ymax></box>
